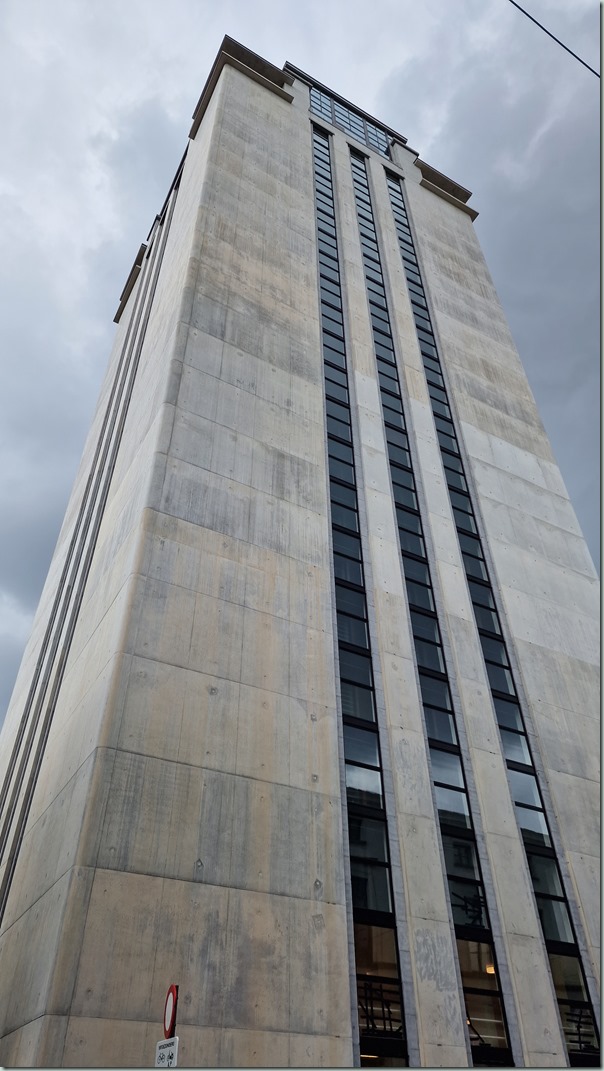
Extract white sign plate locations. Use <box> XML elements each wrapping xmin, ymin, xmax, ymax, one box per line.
<box><xmin>155</xmin><ymin>1036</ymin><xmax>179</xmax><ymax>1068</ymax></box>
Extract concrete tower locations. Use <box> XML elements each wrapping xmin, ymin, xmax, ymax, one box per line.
<box><xmin>0</xmin><ymin>36</ymin><xmax>599</xmax><ymax>1069</ymax></box>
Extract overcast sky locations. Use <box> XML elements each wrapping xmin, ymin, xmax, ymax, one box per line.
<box><xmin>0</xmin><ymin>0</ymin><xmax>599</xmax><ymax>719</ymax></box>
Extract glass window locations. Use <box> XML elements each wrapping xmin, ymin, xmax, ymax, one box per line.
<box><xmin>485</xmin><ymin>661</ymin><xmax>515</xmax><ymax>695</ymax></box>
<box><xmin>527</xmin><ymin>854</ymin><xmax>563</xmax><ymax>897</ymax></box>
<box><xmin>517</xmin><ymin>805</ymin><xmax>551</xmax><ymax>847</ymax></box>
<box><xmin>435</xmin><ymin>785</ymin><xmax>471</xmax><ymax>828</ymax></box>
<box><xmin>438</xmin><ymin>429</ymin><xmax>458</xmax><ymax>454</ymax></box>
<box><xmin>405</xmin><ymin>580</ymin><xmax>434</xmax><ymax>611</ymax></box>
<box><xmin>450</xmin><ymin>488</ymin><xmax>472</xmax><ymax>514</ymax></box>
<box><xmin>429</xmin><ymin>385</ymin><xmax>448</xmax><ymax>406</ymax></box>
<box><xmin>334</xmin><ymin>554</ymin><xmax>363</xmax><ymax>585</ymax></box>
<box><xmin>332</xmin><ymin>528</ymin><xmax>361</xmax><ymax>559</ymax></box>
<box><xmin>349</xmin><ymin>815</ymin><xmax>388</xmax><ymax>861</ymax></box>
<box><xmin>474</xmin><ymin>604</ymin><xmax>500</xmax><ymax>634</ymax></box>
<box><xmin>445</xmin><ymin>468</ymin><xmax>466</xmax><ymax>492</ymax></box>
<box><xmin>416</xmin><ymin>327</ymin><xmax>435</xmax><ymax>346</ymax></box>
<box><xmin>325</xmin><ymin>379</ymin><xmax>348</xmax><ymax>405</ymax></box>
<box><xmin>323</xmin><ymin>342</ymin><xmax>346</xmax><ymax>367</ymax></box>
<box><xmin>415</xmin><ymin>639</ymin><xmax>444</xmax><ymax>673</ymax></box>
<box><xmin>403</xmin><ymin>557</ymin><xmax>429</xmax><ymax>585</ymax></box>
<box><xmin>341</xmin><ymin>680</ymin><xmax>375</xmax><ymax>721</ymax></box>
<box><xmin>397</xmin><ymin>508</ymin><xmax>421</xmax><ymax>535</ymax></box>
<box><xmin>346</xmin><ymin>764</ymin><xmax>383</xmax><ymax>809</ymax></box>
<box><xmin>351</xmin><ymin>861</ymin><xmax>392</xmax><ymax>913</ymax></box>
<box><xmin>454</xmin><ymin>507</ymin><xmax>478</xmax><ymax>534</ymax></box>
<box><xmin>425</xmin><ymin>368</ymin><xmax>445</xmax><ymax>391</ymax></box>
<box><xmin>493</xmin><ymin>696</ymin><xmax>523</xmax><ymax>731</ymax></box>
<box><xmin>388</xmin><ymin>443</ymin><xmax>411</xmax><ymax>468</ymax></box>
<box><xmin>328</xmin><ymin>456</ymin><xmax>355</xmax><ymax>484</ymax></box>
<box><xmin>354</xmin><ymin>923</ymin><xmax>398</xmax><ymax>977</ymax></box>
<box><xmin>442</xmin><ymin>835</ymin><xmax>480</xmax><ymax>880</ymax></box>
<box><xmin>548</xmin><ymin>954</ymin><xmax>588</xmax><ymax>1002</ymax></box>
<box><xmin>324</xmin><ymin>363</ymin><xmax>347</xmax><ymax>387</ymax></box>
<box><xmin>330</xmin><ymin>480</ymin><xmax>356</xmax><ymax>508</ymax></box>
<box><xmin>386</xmin><ymin>427</ymin><xmax>408</xmax><ymax>449</ymax></box>
<box><xmin>419</xmin><ymin>674</ymin><xmax>452</xmax><ymax>710</ymax></box>
<box><xmin>319</xmin><ymin>262</ymin><xmax>340</xmax><ymax>285</ymax></box>
<box><xmin>459</xmin><ymin>532</ymin><xmax>483</xmax><ymax>559</ymax></box>
<box><xmin>344</xmin><ymin>724</ymin><xmax>379</xmax><ymax>767</ymax></box>
<box><xmin>321</xmin><ymin>310</ymin><xmax>343</xmax><ymax>336</ymax></box>
<box><xmin>500</xmin><ymin>729</ymin><xmax>531</xmax><ymax>765</ymax></box>
<box><xmin>377</xmin><ymin>358</ymin><xmax>397</xmax><ymax>381</ymax></box>
<box><xmin>383</xmin><ymin>408</ymin><xmax>405</xmax><ymax>431</ymax></box>
<box><xmin>411</xmin><ymin>612</ymin><xmax>440</xmax><ymax>644</ymax></box>
<box><xmin>331</xmin><ymin>501</ymin><xmax>358</xmax><ymax>531</ymax></box>
<box><xmin>336</xmin><ymin>585</ymin><xmax>366</xmax><ymax>618</ymax></box>
<box><xmin>537</xmin><ymin>897</ymin><xmax>574</xmax><ymax>944</ymax></box>
<box><xmin>431</xmin><ymin>748</ymin><xmax>464</xmax><ymax>788</ymax></box>
<box><xmin>326</xmin><ymin>398</ymin><xmax>350</xmax><ymax>424</ymax></box>
<box><xmin>480</xmin><ymin>635</ymin><xmax>508</xmax><ymax>666</ymax></box>
<box><xmin>399</xmin><ymin>529</ymin><xmax>425</xmax><ymax>558</ymax></box>
<box><xmin>464</xmin><ymin>991</ymin><xmax>507</xmax><ymax>1049</ymax></box>
<box><xmin>431</xmin><ymin>398</ymin><xmax>451</xmax><ymax>419</ymax></box>
<box><xmin>391</xmin><ymin>459</ymin><xmax>413</xmax><ymax>484</ymax></box>
<box><xmin>322</xmin><ymin>332</ymin><xmax>345</xmax><ymax>354</ymax></box>
<box><xmin>449</xmin><ymin>878</ymin><xmax>487</xmax><ymax>928</ymax></box>
<box><xmin>414</xmin><ymin>313</ymin><xmax>432</xmax><ymax>334</ymax></box>
<box><xmin>371</xmin><ymin>307</ymin><xmax>390</xmax><ymax>328</ymax></box>
<box><xmin>424</xmin><ymin>706</ymin><xmax>457</xmax><ymax>745</ymax></box>
<box><xmin>508</xmin><ymin>769</ymin><xmax>541</xmax><ymax>807</ymax></box>
<box><xmin>338</xmin><ymin>613</ymin><xmax>369</xmax><ymax>648</ymax></box>
<box><xmin>394</xmin><ymin>487</ymin><xmax>418</xmax><ymax>512</ymax></box>
<box><xmin>456</xmin><ymin>939</ymin><xmax>499</xmax><ymax>990</ymax></box>
<box><xmin>557</xmin><ymin>1001</ymin><xmax>598</xmax><ymax>1054</ymax></box>
<box><xmin>383</xmin><ymin>393</ymin><xmax>403</xmax><ymax>414</ymax></box>
<box><xmin>328</xmin><ymin>437</ymin><xmax>353</xmax><ymax>465</ymax></box>
<box><xmin>339</xmin><ymin>648</ymin><xmax>373</xmax><ymax>687</ymax></box>
<box><xmin>423</xmin><ymin>354</ymin><xmax>440</xmax><ymax>375</ymax></box>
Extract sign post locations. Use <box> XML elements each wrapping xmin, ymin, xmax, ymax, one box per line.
<box><xmin>155</xmin><ymin>984</ymin><xmax>179</xmax><ymax>1067</ymax></box>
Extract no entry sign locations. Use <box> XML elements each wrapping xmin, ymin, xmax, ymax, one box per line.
<box><xmin>164</xmin><ymin>984</ymin><xmax>178</xmax><ymax>1039</ymax></box>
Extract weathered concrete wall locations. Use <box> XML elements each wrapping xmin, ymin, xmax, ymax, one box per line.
<box><xmin>396</xmin><ymin>152</ymin><xmax>599</xmax><ymax>1053</ymax></box>
<box><xmin>0</xmin><ymin>63</ymin><xmax>352</xmax><ymax>1067</ymax></box>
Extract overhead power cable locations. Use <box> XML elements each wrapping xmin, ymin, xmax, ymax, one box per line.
<box><xmin>506</xmin><ymin>0</ymin><xmax>600</xmax><ymax>78</ymax></box>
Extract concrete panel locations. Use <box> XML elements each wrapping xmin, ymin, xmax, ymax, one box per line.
<box><xmin>566</xmin><ymin>850</ymin><xmax>600</xmax><ymax>976</ymax></box>
<box><xmin>388</xmin><ymin>726</ymin><xmax>442</xmax><ymax>821</ymax></box>
<box><xmin>94</xmin><ymin>751</ymin><xmax>344</xmax><ymax>903</ymax></box>
<box><xmin>504</xmin><ymin>934</ymin><xmax>566</xmax><ymax>1063</ymax></box>
<box><xmin>70</xmin><ymin>869</ymin><xmax>351</xmax><ymax>1036</ymax></box>
<box><xmin>545</xmin><ymin>770</ymin><xmax>600</xmax><ymax>858</ymax></box>
<box><xmin>0</xmin><ymin>1015</ymin><xmax>68</xmax><ymax>1068</ymax></box>
<box><xmin>411</xmin><ymin>922</ymin><xmax>468</xmax><ymax>1050</ymax></box>
<box><xmin>1</xmin><ymin>755</ymin><xmax>98</xmax><ymax>931</ymax></box>
<box><xmin>0</xmin><ymin>866</ymin><xmax>94</xmax><ymax>1037</ymax></box>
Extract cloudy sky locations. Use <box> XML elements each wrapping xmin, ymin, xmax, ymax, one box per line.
<box><xmin>0</xmin><ymin>0</ymin><xmax>599</xmax><ymax>718</ymax></box>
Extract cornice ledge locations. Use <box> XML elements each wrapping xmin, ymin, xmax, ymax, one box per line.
<box><xmin>416</xmin><ymin>161</ymin><xmax>479</xmax><ymax>221</ymax></box>
<box><xmin>189</xmin><ymin>36</ymin><xmax>294</xmax><ymax>140</ymax></box>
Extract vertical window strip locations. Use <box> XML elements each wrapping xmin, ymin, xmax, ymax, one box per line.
<box><xmin>312</xmin><ymin>127</ymin><xmax>408</xmax><ymax>1067</ymax></box>
<box><xmin>310</xmin><ymin>87</ymin><xmax>390</xmax><ymax>158</ymax></box>
<box><xmin>385</xmin><ymin>171</ymin><xmax>599</xmax><ymax>1064</ymax></box>
<box><xmin>350</xmin><ymin>150</ymin><xmax>513</xmax><ymax>1066</ymax></box>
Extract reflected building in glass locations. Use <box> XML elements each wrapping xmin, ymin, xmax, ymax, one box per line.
<box><xmin>0</xmin><ymin>36</ymin><xmax>599</xmax><ymax>1069</ymax></box>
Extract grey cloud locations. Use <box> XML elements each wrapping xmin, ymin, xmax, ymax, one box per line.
<box><xmin>377</xmin><ymin>2</ymin><xmax>599</xmax><ymax>568</ymax></box>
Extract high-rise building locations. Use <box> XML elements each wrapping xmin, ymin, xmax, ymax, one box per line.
<box><xmin>0</xmin><ymin>36</ymin><xmax>599</xmax><ymax>1069</ymax></box>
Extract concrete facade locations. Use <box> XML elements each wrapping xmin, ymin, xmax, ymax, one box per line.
<box><xmin>0</xmin><ymin>36</ymin><xmax>599</xmax><ymax>1069</ymax></box>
